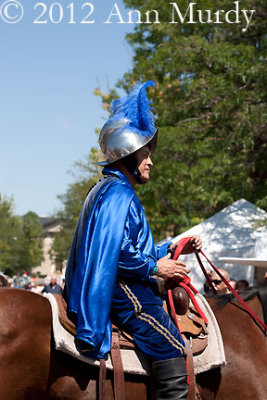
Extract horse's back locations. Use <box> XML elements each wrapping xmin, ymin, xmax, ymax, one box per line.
<box><xmin>0</xmin><ymin>288</ymin><xmax>52</xmax><ymax>399</ymax></box>
<box><xmin>197</xmin><ymin>294</ymin><xmax>267</xmax><ymax>400</ymax></box>
<box><xmin>0</xmin><ymin>288</ymin><xmax>150</xmax><ymax>400</ymax></box>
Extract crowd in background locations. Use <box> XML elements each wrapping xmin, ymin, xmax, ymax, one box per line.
<box><xmin>203</xmin><ymin>268</ymin><xmax>250</xmax><ymax>294</ymax></box>
<box><xmin>1</xmin><ymin>269</ymin><xmax>265</xmax><ymax>296</ymax></box>
<box><xmin>0</xmin><ymin>272</ymin><xmax>64</xmax><ymax>294</ymax></box>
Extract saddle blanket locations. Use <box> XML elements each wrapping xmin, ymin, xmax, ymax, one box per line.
<box><xmin>191</xmin><ymin>293</ymin><xmax>226</xmax><ymax>374</ymax></box>
<box><xmin>44</xmin><ymin>293</ymin><xmax>226</xmax><ymax>375</ymax></box>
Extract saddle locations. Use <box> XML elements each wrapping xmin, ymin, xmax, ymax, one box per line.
<box><xmin>54</xmin><ymin>293</ymin><xmax>135</xmax><ymax>350</ymax></box>
<box><xmin>177</xmin><ymin>304</ymin><xmax>208</xmax><ymax>355</ymax></box>
<box><xmin>166</xmin><ymin>286</ymin><xmax>208</xmax><ymax>355</ymax></box>
<box><xmin>54</xmin><ymin>294</ymin><xmax>135</xmax><ymax>400</ymax></box>
<box><xmin>54</xmin><ymin>289</ymin><xmax>208</xmax><ymax>400</ymax></box>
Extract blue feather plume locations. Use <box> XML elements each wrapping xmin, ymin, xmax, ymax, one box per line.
<box><xmin>111</xmin><ymin>81</ymin><xmax>156</xmax><ymax>138</ymax></box>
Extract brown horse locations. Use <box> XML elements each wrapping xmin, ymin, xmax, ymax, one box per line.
<box><xmin>0</xmin><ymin>285</ymin><xmax>266</xmax><ymax>400</ymax></box>
<box><xmin>196</xmin><ymin>285</ymin><xmax>267</xmax><ymax>399</ymax></box>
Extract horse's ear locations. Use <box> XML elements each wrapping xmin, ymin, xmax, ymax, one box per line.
<box><xmin>172</xmin><ymin>287</ymin><xmax>189</xmax><ymax>315</ymax></box>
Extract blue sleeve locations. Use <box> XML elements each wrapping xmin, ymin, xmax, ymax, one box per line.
<box><xmin>155</xmin><ymin>242</ymin><xmax>172</xmax><ymax>260</ymax></box>
<box><xmin>118</xmin><ymin>200</ymin><xmax>157</xmax><ymax>280</ymax></box>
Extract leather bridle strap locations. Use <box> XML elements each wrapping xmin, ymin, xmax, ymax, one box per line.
<box><xmin>183</xmin><ymin>336</ymin><xmax>196</xmax><ymax>400</ymax></box>
<box><xmin>194</xmin><ymin>252</ymin><xmax>217</xmax><ymax>295</ymax></box>
<box><xmin>110</xmin><ymin>331</ymin><xmax>125</xmax><ymax>400</ymax></box>
<box><xmin>99</xmin><ymin>359</ymin><xmax>106</xmax><ymax>400</ymax></box>
<box><xmin>168</xmin><ymin>237</ymin><xmax>267</xmax><ymax>333</ymax></box>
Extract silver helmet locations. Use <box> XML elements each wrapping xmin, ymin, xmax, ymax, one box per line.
<box><xmin>95</xmin><ymin>81</ymin><xmax>157</xmax><ymax>166</ymax></box>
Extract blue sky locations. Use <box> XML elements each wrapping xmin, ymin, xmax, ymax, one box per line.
<box><xmin>0</xmin><ymin>0</ymin><xmax>134</xmax><ymax>216</ymax></box>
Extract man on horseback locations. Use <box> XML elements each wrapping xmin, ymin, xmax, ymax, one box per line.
<box><xmin>64</xmin><ymin>81</ymin><xmax>202</xmax><ymax>400</ymax></box>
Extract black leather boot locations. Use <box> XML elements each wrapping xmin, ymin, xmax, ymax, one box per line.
<box><xmin>152</xmin><ymin>357</ymin><xmax>188</xmax><ymax>400</ymax></box>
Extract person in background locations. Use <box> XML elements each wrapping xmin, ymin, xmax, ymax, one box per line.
<box><xmin>236</xmin><ymin>279</ymin><xmax>249</xmax><ymax>291</ymax></box>
<box><xmin>204</xmin><ymin>268</ymin><xmax>230</xmax><ymax>294</ymax></box>
<box><xmin>229</xmin><ymin>279</ymin><xmax>237</xmax><ymax>290</ymax></box>
<box><xmin>30</xmin><ymin>280</ymin><xmax>42</xmax><ymax>294</ymax></box>
<box><xmin>0</xmin><ymin>274</ymin><xmax>9</xmax><ymax>287</ymax></box>
<box><xmin>42</xmin><ymin>274</ymin><xmax>62</xmax><ymax>294</ymax></box>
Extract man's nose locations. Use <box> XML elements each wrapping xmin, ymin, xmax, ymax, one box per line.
<box><xmin>148</xmin><ymin>156</ymin><xmax>153</xmax><ymax>166</ymax></box>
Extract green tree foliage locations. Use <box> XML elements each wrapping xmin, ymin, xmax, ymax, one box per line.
<box><xmin>0</xmin><ymin>195</ymin><xmax>22</xmax><ymax>275</ymax></box>
<box><xmin>98</xmin><ymin>0</ymin><xmax>267</xmax><ymax>240</ymax></box>
<box><xmin>0</xmin><ymin>195</ymin><xmax>43</xmax><ymax>275</ymax></box>
<box><xmin>19</xmin><ymin>211</ymin><xmax>43</xmax><ymax>272</ymax></box>
<box><xmin>53</xmin><ymin>0</ymin><xmax>266</xmax><ymax>256</ymax></box>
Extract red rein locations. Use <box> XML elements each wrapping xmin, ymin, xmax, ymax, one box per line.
<box><xmin>166</xmin><ymin>237</ymin><xmax>267</xmax><ymax>334</ymax></box>
<box><xmin>166</xmin><ymin>237</ymin><xmax>208</xmax><ymax>333</ymax></box>
<box><xmin>198</xmin><ymin>249</ymin><xmax>267</xmax><ymax>333</ymax></box>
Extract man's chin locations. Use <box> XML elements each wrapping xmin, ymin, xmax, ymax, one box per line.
<box><xmin>140</xmin><ymin>175</ymin><xmax>150</xmax><ymax>184</ymax></box>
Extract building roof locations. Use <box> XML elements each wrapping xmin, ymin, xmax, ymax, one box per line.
<box><xmin>39</xmin><ymin>217</ymin><xmax>59</xmax><ymax>228</ymax></box>
<box><xmin>39</xmin><ymin>217</ymin><xmax>61</xmax><ymax>236</ymax></box>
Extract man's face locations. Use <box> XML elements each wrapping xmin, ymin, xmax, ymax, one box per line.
<box><xmin>211</xmin><ymin>270</ymin><xmax>229</xmax><ymax>294</ymax></box>
<box><xmin>51</xmin><ymin>276</ymin><xmax>57</xmax><ymax>285</ymax></box>
<box><xmin>135</xmin><ymin>146</ymin><xmax>153</xmax><ymax>183</ymax></box>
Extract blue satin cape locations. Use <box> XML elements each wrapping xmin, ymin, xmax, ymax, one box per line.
<box><xmin>64</xmin><ymin>170</ymin><xmax>134</xmax><ymax>358</ymax></box>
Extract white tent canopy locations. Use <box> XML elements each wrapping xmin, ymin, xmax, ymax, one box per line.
<box><xmin>170</xmin><ymin>199</ymin><xmax>267</xmax><ymax>292</ymax></box>
<box><xmin>219</xmin><ymin>258</ymin><xmax>267</xmax><ymax>268</ymax></box>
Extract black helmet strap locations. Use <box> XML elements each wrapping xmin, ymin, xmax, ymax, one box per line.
<box><xmin>122</xmin><ymin>154</ymin><xmax>144</xmax><ymax>184</ymax></box>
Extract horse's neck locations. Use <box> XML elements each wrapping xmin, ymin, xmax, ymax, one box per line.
<box><xmin>246</xmin><ymin>296</ymin><xmax>264</xmax><ymax>322</ymax></box>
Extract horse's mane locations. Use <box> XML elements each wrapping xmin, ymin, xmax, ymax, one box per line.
<box><xmin>205</xmin><ymin>282</ymin><xmax>267</xmax><ymax>324</ymax></box>
<box><xmin>205</xmin><ymin>287</ymin><xmax>257</xmax><ymax>311</ymax></box>
<box><xmin>257</xmin><ymin>281</ymin><xmax>267</xmax><ymax>324</ymax></box>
